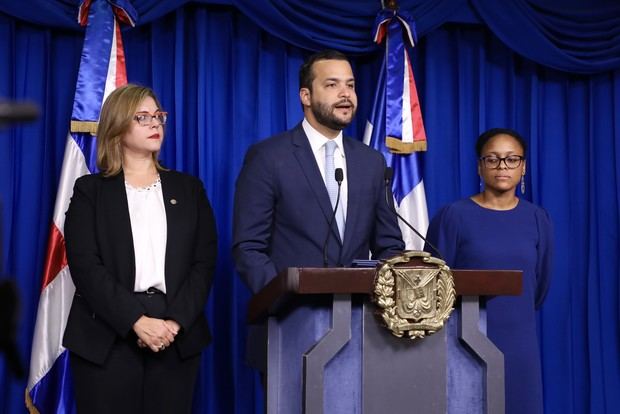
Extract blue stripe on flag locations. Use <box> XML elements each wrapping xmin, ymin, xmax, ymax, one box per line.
<box><xmin>71</xmin><ymin>132</ymin><xmax>98</xmax><ymax>173</ymax></box>
<box><xmin>71</xmin><ymin>0</ymin><xmax>115</xmax><ymax>122</ymax></box>
<box><xmin>29</xmin><ymin>351</ymin><xmax>76</xmax><ymax>414</ymax></box>
<box><xmin>385</xmin><ymin>17</ymin><xmax>406</xmax><ymax>140</ymax></box>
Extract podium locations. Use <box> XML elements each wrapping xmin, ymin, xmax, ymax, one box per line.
<box><xmin>248</xmin><ymin>263</ymin><xmax>522</xmax><ymax>414</ymax></box>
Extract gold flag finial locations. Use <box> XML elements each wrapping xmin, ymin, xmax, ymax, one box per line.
<box><xmin>385</xmin><ymin>0</ymin><xmax>398</xmax><ymax>10</ymax></box>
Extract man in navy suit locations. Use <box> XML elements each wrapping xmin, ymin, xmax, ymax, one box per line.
<box><xmin>233</xmin><ymin>50</ymin><xmax>404</xmax><ymax>294</ymax></box>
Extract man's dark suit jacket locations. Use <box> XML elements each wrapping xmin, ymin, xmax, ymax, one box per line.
<box><xmin>63</xmin><ymin>170</ymin><xmax>217</xmax><ymax>365</ymax></box>
<box><xmin>233</xmin><ymin>123</ymin><xmax>404</xmax><ymax>293</ymax></box>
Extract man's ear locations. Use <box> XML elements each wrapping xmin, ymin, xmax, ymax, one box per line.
<box><xmin>299</xmin><ymin>88</ymin><xmax>311</xmax><ymax>107</ymax></box>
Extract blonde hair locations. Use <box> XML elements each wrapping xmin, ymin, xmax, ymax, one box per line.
<box><xmin>96</xmin><ymin>84</ymin><xmax>166</xmax><ymax>176</ymax></box>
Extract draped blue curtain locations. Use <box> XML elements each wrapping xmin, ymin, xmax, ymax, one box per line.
<box><xmin>1</xmin><ymin>0</ymin><xmax>619</xmax><ymax>70</ymax></box>
<box><xmin>1</xmin><ymin>1</ymin><xmax>619</xmax><ymax>413</ymax></box>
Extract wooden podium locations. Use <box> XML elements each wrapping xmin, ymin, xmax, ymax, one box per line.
<box><xmin>247</xmin><ymin>264</ymin><xmax>522</xmax><ymax>414</ymax></box>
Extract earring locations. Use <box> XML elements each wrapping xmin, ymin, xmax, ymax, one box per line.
<box><xmin>479</xmin><ymin>178</ymin><xmax>484</xmax><ymax>192</ymax></box>
<box><xmin>520</xmin><ymin>176</ymin><xmax>525</xmax><ymax>194</ymax></box>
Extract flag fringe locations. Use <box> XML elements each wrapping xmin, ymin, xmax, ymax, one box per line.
<box><xmin>24</xmin><ymin>389</ymin><xmax>40</xmax><ymax>414</ymax></box>
<box><xmin>70</xmin><ymin>120</ymin><xmax>98</xmax><ymax>134</ymax></box>
<box><xmin>386</xmin><ymin>137</ymin><xmax>427</xmax><ymax>153</ymax></box>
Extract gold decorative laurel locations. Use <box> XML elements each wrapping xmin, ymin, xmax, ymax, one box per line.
<box><xmin>373</xmin><ymin>250</ymin><xmax>455</xmax><ymax>339</ymax></box>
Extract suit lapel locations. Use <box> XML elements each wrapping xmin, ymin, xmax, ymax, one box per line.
<box><xmin>101</xmin><ymin>172</ymin><xmax>136</xmax><ymax>288</ymax></box>
<box><xmin>159</xmin><ymin>170</ymin><xmax>180</xmax><ymax>293</ymax></box>
<box><xmin>342</xmin><ymin>138</ymin><xmax>361</xmax><ymax>250</ymax></box>
<box><xmin>291</xmin><ymin>125</ymin><xmax>342</xmax><ymax>244</ymax></box>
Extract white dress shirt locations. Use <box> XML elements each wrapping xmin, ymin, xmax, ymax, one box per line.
<box><xmin>302</xmin><ymin>119</ymin><xmax>348</xmax><ymax>226</ymax></box>
<box><xmin>125</xmin><ymin>176</ymin><xmax>168</xmax><ymax>293</ymax></box>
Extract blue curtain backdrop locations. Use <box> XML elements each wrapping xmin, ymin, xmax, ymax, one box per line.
<box><xmin>1</xmin><ymin>1</ymin><xmax>619</xmax><ymax>413</ymax></box>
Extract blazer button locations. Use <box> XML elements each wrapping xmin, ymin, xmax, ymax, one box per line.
<box><xmin>92</xmin><ymin>313</ymin><xmax>96</xmax><ymax>319</ymax></box>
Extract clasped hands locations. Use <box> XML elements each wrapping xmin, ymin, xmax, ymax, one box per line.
<box><xmin>133</xmin><ymin>315</ymin><xmax>180</xmax><ymax>352</ymax></box>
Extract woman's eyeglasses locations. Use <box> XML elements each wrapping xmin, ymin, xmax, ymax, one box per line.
<box><xmin>479</xmin><ymin>155</ymin><xmax>524</xmax><ymax>169</ymax></box>
<box><xmin>133</xmin><ymin>111</ymin><xmax>168</xmax><ymax>126</ymax></box>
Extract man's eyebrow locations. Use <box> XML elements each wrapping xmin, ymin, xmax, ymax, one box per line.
<box><xmin>322</xmin><ymin>77</ymin><xmax>355</xmax><ymax>82</ymax></box>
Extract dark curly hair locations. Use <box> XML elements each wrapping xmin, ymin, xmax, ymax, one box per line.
<box><xmin>476</xmin><ymin>128</ymin><xmax>527</xmax><ymax>157</ymax></box>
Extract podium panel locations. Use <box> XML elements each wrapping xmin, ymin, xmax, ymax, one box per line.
<box><xmin>249</xmin><ymin>267</ymin><xmax>521</xmax><ymax>414</ymax></box>
<box><xmin>362</xmin><ymin>299</ymin><xmax>446</xmax><ymax>413</ymax></box>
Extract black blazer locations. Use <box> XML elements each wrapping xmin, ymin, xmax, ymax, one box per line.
<box><xmin>62</xmin><ymin>170</ymin><xmax>217</xmax><ymax>365</ymax></box>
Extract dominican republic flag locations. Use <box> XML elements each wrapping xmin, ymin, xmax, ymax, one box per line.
<box><xmin>26</xmin><ymin>1</ymin><xmax>135</xmax><ymax>412</ymax></box>
<box><xmin>363</xmin><ymin>7</ymin><xmax>429</xmax><ymax>250</ymax></box>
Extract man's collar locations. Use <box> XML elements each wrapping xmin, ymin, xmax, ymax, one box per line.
<box><xmin>302</xmin><ymin>118</ymin><xmax>344</xmax><ymax>154</ymax></box>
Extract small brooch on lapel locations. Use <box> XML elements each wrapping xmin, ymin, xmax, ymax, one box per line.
<box><xmin>169</xmin><ymin>199</ymin><xmax>178</xmax><ymax>205</ymax></box>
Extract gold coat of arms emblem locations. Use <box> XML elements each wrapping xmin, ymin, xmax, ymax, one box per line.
<box><xmin>373</xmin><ymin>251</ymin><xmax>455</xmax><ymax>339</ymax></box>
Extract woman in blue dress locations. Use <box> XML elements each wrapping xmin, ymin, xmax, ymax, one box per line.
<box><xmin>426</xmin><ymin>128</ymin><xmax>553</xmax><ymax>414</ymax></box>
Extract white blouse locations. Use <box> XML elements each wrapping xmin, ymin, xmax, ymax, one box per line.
<box><xmin>125</xmin><ymin>176</ymin><xmax>168</xmax><ymax>293</ymax></box>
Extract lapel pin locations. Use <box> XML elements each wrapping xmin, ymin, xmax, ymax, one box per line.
<box><xmin>170</xmin><ymin>199</ymin><xmax>177</xmax><ymax>205</ymax></box>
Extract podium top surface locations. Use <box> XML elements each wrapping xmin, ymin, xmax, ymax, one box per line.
<box><xmin>247</xmin><ymin>266</ymin><xmax>522</xmax><ymax>323</ymax></box>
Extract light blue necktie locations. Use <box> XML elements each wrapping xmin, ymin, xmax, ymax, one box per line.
<box><xmin>324</xmin><ymin>140</ymin><xmax>345</xmax><ymax>241</ymax></box>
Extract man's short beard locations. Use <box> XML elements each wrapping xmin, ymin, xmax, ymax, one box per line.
<box><xmin>311</xmin><ymin>101</ymin><xmax>356</xmax><ymax>131</ymax></box>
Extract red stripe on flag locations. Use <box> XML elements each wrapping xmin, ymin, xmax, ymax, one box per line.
<box><xmin>406</xmin><ymin>50</ymin><xmax>427</xmax><ymax>143</ymax></box>
<box><xmin>115</xmin><ymin>22</ymin><xmax>128</xmax><ymax>87</ymax></box>
<box><xmin>112</xmin><ymin>6</ymin><xmax>133</xmax><ymax>26</ymax></box>
<box><xmin>375</xmin><ymin>24</ymin><xmax>387</xmax><ymax>45</ymax></box>
<box><xmin>79</xmin><ymin>0</ymin><xmax>92</xmax><ymax>27</ymax></box>
<box><xmin>40</xmin><ymin>224</ymin><xmax>68</xmax><ymax>291</ymax></box>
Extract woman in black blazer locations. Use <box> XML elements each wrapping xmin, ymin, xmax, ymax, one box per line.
<box><xmin>63</xmin><ymin>84</ymin><xmax>217</xmax><ymax>413</ymax></box>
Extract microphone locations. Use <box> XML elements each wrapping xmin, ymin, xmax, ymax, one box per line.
<box><xmin>335</xmin><ymin>168</ymin><xmax>344</xmax><ymax>184</ymax></box>
<box><xmin>384</xmin><ymin>167</ymin><xmax>443</xmax><ymax>260</ymax></box>
<box><xmin>323</xmin><ymin>168</ymin><xmax>344</xmax><ymax>267</ymax></box>
<box><xmin>0</xmin><ymin>101</ymin><xmax>39</xmax><ymax>126</ymax></box>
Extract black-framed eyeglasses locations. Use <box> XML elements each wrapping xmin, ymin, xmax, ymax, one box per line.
<box><xmin>479</xmin><ymin>155</ymin><xmax>524</xmax><ymax>169</ymax></box>
<box><xmin>133</xmin><ymin>111</ymin><xmax>168</xmax><ymax>126</ymax></box>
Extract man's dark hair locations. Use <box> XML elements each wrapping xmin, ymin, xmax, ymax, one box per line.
<box><xmin>299</xmin><ymin>49</ymin><xmax>350</xmax><ymax>91</ymax></box>
<box><xmin>475</xmin><ymin>128</ymin><xmax>527</xmax><ymax>157</ymax></box>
